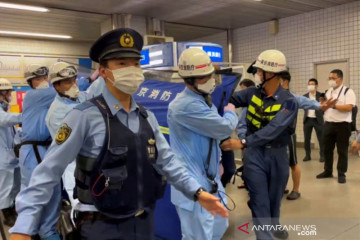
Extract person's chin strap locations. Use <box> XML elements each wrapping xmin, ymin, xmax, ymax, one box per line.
<box><xmin>58</xmin><ymin>91</ymin><xmax>77</xmax><ymax>102</ymax></box>
<box><xmin>259</xmin><ymin>71</ymin><xmax>277</xmax><ymax>88</ymax></box>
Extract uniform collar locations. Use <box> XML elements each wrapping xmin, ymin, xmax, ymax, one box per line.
<box><xmin>102</xmin><ymin>86</ymin><xmax>138</xmax><ymax>115</ymax></box>
<box><xmin>261</xmin><ymin>84</ymin><xmax>284</xmax><ymax>100</ymax></box>
<box><xmin>184</xmin><ymin>87</ymin><xmax>206</xmax><ymax>101</ymax></box>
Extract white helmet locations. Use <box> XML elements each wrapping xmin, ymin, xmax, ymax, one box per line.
<box><xmin>50</xmin><ymin>62</ymin><xmax>78</xmax><ymax>84</ymax></box>
<box><xmin>178</xmin><ymin>48</ymin><xmax>214</xmax><ymax>78</ymax></box>
<box><xmin>25</xmin><ymin>64</ymin><xmax>49</xmax><ymax>84</ymax></box>
<box><xmin>253</xmin><ymin>49</ymin><xmax>287</xmax><ymax>73</ymax></box>
<box><xmin>0</xmin><ymin>78</ymin><xmax>13</xmax><ymax>90</ymax></box>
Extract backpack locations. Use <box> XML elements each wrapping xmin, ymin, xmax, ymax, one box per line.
<box><xmin>344</xmin><ymin>88</ymin><xmax>357</xmax><ymax>131</ymax></box>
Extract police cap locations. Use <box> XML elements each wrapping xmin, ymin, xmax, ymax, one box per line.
<box><xmin>90</xmin><ymin>28</ymin><xmax>143</xmax><ymax>63</ymax></box>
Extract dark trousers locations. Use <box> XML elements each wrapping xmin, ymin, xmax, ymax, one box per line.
<box><xmin>243</xmin><ymin>146</ymin><xmax>289</xmax><ymax>240</ymax></box>
<box><xmin>79</xmin><ymin>211</ymin><xmax>154</xmax><ymax>240</ymax></box>
<box><xmin>303</xmin><ymin>117</ymin><xmax>324</xmax><ymax>159</ymax></box>
<box><xmin>220</xmin><ymin>150</ymin><xmax>236</xmax><ymax>187</ymax></box>
<box><xmin>323</xmin><ymin>122</ymin><xmax>352</xmax><ymax>176</ymax></box>
<box><xmin>288</xmin><ymin>134</ymin><xmax>298</xmax><ymax>166</ymax></box>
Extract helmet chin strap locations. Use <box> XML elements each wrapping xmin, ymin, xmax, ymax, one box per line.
<box><xmin>57</xmin><ymin>91</ymin><xmax>77</xmax><ymax>101</ymax></box>
<box><xmin>259</xmin><ymin>71</ymin><xmax>277</xmax><ymax>88</ymax></box>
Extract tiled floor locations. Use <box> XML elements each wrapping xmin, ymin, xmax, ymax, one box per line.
<box><xmin>223</xmin><ymin>148</ymin><xmax>360</xmax><ymax>240</ymax></box>
<box><xmin>2</xmin><ymin>147</ymin><xmax>360</xmax><ymax>240</ymax></box>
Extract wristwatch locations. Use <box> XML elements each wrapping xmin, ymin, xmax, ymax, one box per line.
<box><xmin>241</xmin><ymin>139</ymin><xmax>247</xmax><ymax>149</ymax></box>
<box><xmin>194</xmin><ymin>187</ymin><xmax>206</xmax><ymax>201</ymax></box>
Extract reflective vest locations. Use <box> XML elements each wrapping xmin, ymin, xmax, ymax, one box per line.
<box><xmin>246</xmin><ymin>94</ymin><xmax>282</xmax><ymax>130</ymax></box>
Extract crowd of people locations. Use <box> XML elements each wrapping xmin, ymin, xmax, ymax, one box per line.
<box><xmin>0</xmin><ymin>27</ymin><xmax>358</xmax><ymax>240</ymax></box>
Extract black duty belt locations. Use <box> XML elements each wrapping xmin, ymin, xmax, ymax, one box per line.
<box><xmin>76</xmin><ymin>210</ymin><xmax>145</xmax><ymax>223</ymax></box>
<box><xmin>16</xmin><ymin>140</ymin><xmax>52</xmax><ymax>164</ymax></box>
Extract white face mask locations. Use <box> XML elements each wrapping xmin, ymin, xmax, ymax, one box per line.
<box><xmin>307</xmin><ymin>85</ymin><xmax>316</xmax><ymax>92</ymax></box>
<box><xmin>328</xmin><ymin>80</ymin><xmax>337</xmax><ymax>88</ymax></box>
<box><xmin>107</xmin><ymin>66</ymin><xmax>144</xmax><ymax>95</ymax></box>
<box><xmin>36</xmin><ymin>81</ymin><xmax>49</xmax><ymax>89</ymax></box>
<box><xmin>254</xmin><ymin>74</ymin><xmax>262</xmax><ymax>86</ymax></box>
<box><xmin>197</xmin><ymin>78</ymin><xmax>216</xmax><ymax>94</ymax></box>
<box><xmin>64</xmin><ymin>84</ymin><xmax>80</xmax><ymax>99</ymax></box>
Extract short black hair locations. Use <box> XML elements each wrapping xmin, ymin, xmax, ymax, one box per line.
<box><xmin>330</xmin><ymin>69</ymin><xmax>343</xmax><ymax>79</ymax></box>
<box><xmin>240</xmin><ymin>79</ymin><xmax>255</xmax><ymax>87</ymax></box>
<box><xmin>308</xmin><ymin>78</ymin><xmax>318</xmax><ymax>85</ymax></box>
<box><xmin>99</xmin><ymin>59</ymin><xmax>108</xmax><ymax>68</ymax></box>
<box><xmin>279</xmin><ymin>71</ymin><xmax>291</xmax><ymax>82</ymax></box>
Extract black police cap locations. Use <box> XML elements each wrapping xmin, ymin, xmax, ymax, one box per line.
<box><xmin>89</xmin><ymin>28</ymin><xmax>143</xmax><ymax>63</ymax></box>
<box><xmin>247</xmin><ymin>60</ymin><xmax>257</xmax><ymax>74</ymax></box>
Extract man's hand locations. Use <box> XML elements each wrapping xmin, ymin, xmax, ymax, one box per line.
<box><xmin>350</xmin><ymin>141</ymin><xmax>360</xmax><ymax>155</ymax></box>
<box><xmin>197</xmin><ymin>191</ymin><xmax>228</xmax><ymax>217</ymax></box>
<box><xmin>220</xmin><ymin>139</ymin><xmax>243</xmax><ymax>151</ymax></box>
<box><xmin>10</xmin><ymin>234</ymin><xmax>31</xmax><ymax>240</ymax></box>
<box><xmin>319</xmin><ymin>98</ymin><xmax>337</xmax><ymax>111</ymax></box>
<box><xmin>224</xmin><ymin>103</ymin><xmax>236</xmax><ymax>112</ymax></box>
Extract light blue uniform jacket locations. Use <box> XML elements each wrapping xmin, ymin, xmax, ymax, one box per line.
<box><xmin>167</xmin><ymin>88</ymin><xmax>238</xmax><ymax>211</ymax></box>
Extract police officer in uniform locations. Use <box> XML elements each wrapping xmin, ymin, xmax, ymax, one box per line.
<box><xmin>10</xmin><ymin>28</ymin><xmax>227</xmax><ymax>240</ymax></box>
<box><xmin>221</xmin><ymin>50</ymin><xmax>298</xmax><ymax>240</ymax></box>
<box><xmin>18</xmin><ymin>65</ymin><xmax>60</xmax><ymax>240</ymax></box>
<box><xmin>45</xmin><ymin>63</ymin><xmax>88</xmax><ymax>206</ymax></box>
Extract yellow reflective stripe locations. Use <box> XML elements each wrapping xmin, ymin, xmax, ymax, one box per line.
<box><xmin>248</xmin><ymin>105</ymin><xmax>261</xmax><ymax>118</ymax></box>
<box><xmin>247</xmin><ymin>115</ymin><xmax>261</xmax><ymax>128</ymax></box>
<box><xmin>264</xmin><ymin>104</ymin><xmax>282</xmax><ymax>112</ymax></box>
<box><xmin>265</xmin><ymin>116</ymin><xmax>275</xmax><ymax>121</ymax></box>
<box><xmin>159</xmin><ymin>126</ymin><xmax>169</xmax><ymax>135</ymax></box>
<box><xmin>251</xmin><ymin>95</ymin><xmax>263</xmax><ymax>107</ymax></box>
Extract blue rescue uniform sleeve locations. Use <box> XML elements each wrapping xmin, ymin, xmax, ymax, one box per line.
<box><xmin>237</xmin><ymin>107</ymin><xmax>247</xmax><ymax>139</ymax></box>
<box><xmin>246</xmin><ymin>97</ymin><xmax>298</xmax><ymax>147</ymax></box>
<box><xmin>147</xmin><ymin>111</ymin><xmax>201</xmax><ymax>199</ymax></box>
<box><xmin>171</xmin><ymin>100</ymin><xmax>238</xmax><ymax>140</ymax></box>
<box><xmin>295</xmin><ymin>94</ymin><xmax>320</xmax><ymax>110</ymax></box>
<box><xmin>10</xmin><ymin>108</ymin><xmax>89</xmax><ymax>235</ymax></box>
<box><xmin>0</xmin><ymin>110</ymin><xmax>21</xmax><ymax>127</ymax></box>
<box><xmin>230</xmin><ymin>87</ymin><xmax>252</xmax><ymax>108</ymax></box>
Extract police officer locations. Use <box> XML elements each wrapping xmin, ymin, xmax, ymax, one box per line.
<box><xmin>18</xmin><ymin>65</ymin><xmax>60</xmax><ymax>240</ymax></box>
<box><xmin>46</xmin><ymin>62</ymin><xmax>88</xmax><ymax>206</ymax></box>
<box><xmin>168</xmin><ymin>48</ymin><xmax>238</xmax><ymax>240</ymax></box>
<box><xmin>221</xmin><ymin>50</ymin><xmax>298</xmax><ymax>240</ymax></box>
<box><xmin>0</xmin><ymin>78</ymin><xmax>21</xmax><ymax>227</ymax></box>
<box><xmin>10</xmin><ymin>28</ymin><xmax>227</xmax><ymax>240</ymax></box>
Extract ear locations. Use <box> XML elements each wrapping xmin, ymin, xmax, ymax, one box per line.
<box><xmin>99</xmin><ymin>66</ymin><xmax>107</xmax><ymax>79</ymax></box>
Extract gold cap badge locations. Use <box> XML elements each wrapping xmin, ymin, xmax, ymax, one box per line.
<box><xmin>120</xmin><ymin>33</ymin><xmax>134</xmax><ymax>48</ymax></box>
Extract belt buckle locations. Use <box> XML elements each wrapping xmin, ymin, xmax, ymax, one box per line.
<box><xmin>135</xmin><ymin>209</ymin><xmax>144</xmax><ymax>217</ymax></box>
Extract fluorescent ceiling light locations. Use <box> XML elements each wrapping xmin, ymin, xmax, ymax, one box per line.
<box><xmin>149</xmin><ymin>50</ymin><xmax>163</xmax><ymax>57</ymax></box>
<box><xmin>0</xmin><ymin>31</ymin><xmax>72</xmax><ymax>39</ymax></box>
<box><xmin>149</xmin><ymin>59</ymin><xmax>163</xmax><ymax>65</ymax></box>
<box><xmin>0</xmin><ymin>2</ymin><xmax>49</xmax><ymax>12</ymax></box>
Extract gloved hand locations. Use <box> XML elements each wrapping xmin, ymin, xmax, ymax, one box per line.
<box><xmin>90</xmin><ymin>69</ymin><xmax>99</xmax><ymax>82</ymax></box>
<box><xmin>224</xmin><ymin>103</ymin><xmax>235</xmax><ymax>112</ymax></box>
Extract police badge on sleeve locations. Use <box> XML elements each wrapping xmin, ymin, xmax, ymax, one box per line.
<box><xmin>55</xmin><ymin>123</ymin><xmax>72</xmax><ymax>145</ymax></box>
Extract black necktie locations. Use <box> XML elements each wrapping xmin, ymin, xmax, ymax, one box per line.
<box><xmin>204</xmin><ymin>94</ymin><xmax>213</xmax><ymax>108</ymax></box>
